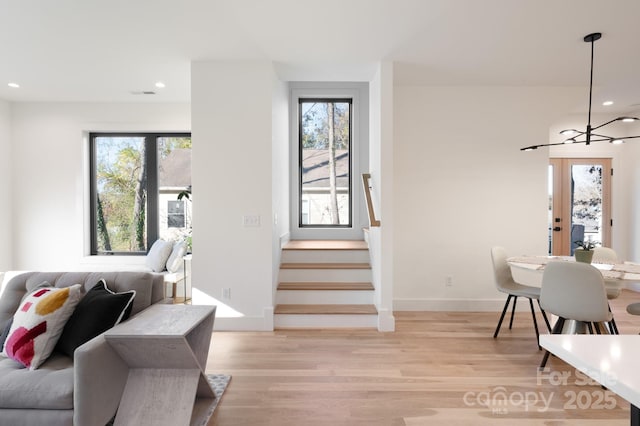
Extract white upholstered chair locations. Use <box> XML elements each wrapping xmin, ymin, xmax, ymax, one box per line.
<box><xmin>591</xmin><ymin>246</ymin><xmax>619</xmax><ymax>264</ymax></box>
<box><xmin>539</xmin><ymin>261</ymin><xmax>617</xmax><ymax>368</ymax></box>
<box><xmin>628</xmin><ymin>303</ymin><xmax>640</xmax><ymax>316</ymax></box>
<box><xmin>627</xmin><ymin>302</ymin><xmax>640</xmax><ymax>334</ymax></box>
<box><xmin>590</xmin><ymin>246</ymin><xmax>622</xmax><ymax>333</ymax></box>
<box><xmin>491</xmin><ymin>247</ymin><xmax>551</xmax><ymax>349</ymax></box>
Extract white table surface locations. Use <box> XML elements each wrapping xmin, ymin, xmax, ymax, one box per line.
<box><xmin>540</xmin><ymin>334</ymin><xmax>640</xmax><ymax>408</ymax></box>
<box><xmin>508</xmin><ymin>256</ymin><xmax>640</xmax><ymax>291</ymax></box>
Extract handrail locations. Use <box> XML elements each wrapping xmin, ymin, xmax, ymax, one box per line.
<box><xmin>362</xmin><ymin>173</ymin><xmax>381</xmax><ymax>227</ymax></box>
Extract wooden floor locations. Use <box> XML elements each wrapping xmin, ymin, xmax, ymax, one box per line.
<box><xmin>205</xmin><ymin>290</ymin><xmax>640</xmax><ymax>426</ymax></box>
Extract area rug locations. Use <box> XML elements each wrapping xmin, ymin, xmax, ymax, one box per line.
<box><xmin>197</xmin><ymin>374</ymin><xmax>232</xmax><ymax>425</ymax></box>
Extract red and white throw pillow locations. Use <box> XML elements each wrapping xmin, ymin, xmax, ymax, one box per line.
<box><xmin>2</xmin><ymin>284</ymin><xmax>83</xmax><ymax>369</ymax></box>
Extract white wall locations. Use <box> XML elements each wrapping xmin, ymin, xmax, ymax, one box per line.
<box><xmin>368</xmin><ymin>62</ymin><xmax>395</xmax><ymax>331</ymax></box>
<box><xmin>0</xmin><ymin>100</ymin><xmax>11</xmax><ymax>270</ymax></box>
<box><xmin>616</xmin><ymin>135</ymin><xmax>640</xmax><ymax>261</ymax></box>
<box><xmin>393</xmin><ymin>85</ymin><xmax>584</xmax><ymax>311</ymax></box>
<box><xmin>272</xmin><ymin>76</ymin><xmax>290</xmax><ymax>303</ymax></box>
<box><xmin>8</xmin><ymin>71</ymin><xmax>640</xmax><ymax>330</ymax></box>
<box><xmin>191</xmin><ymin>61</ymin><xmax>275</xmax><ymax>330</ymax></box>
<box><xmin>10</xmin><ymin>102</ymin><xmax>190</xmax><ymax>270</ymax></box>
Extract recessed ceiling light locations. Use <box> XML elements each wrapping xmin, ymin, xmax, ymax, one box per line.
<box><xmin>602</xmin><ymin>100</ymin><xmax>614</xmax><ymax>106</ymax></box>
<box><xmin>8</xmin><ymin>82</ymin><xmax>19</xmax><ymax>88</ymax></box>
<box><xmin>155</xmin><ymin>81</ymin><xmax>165</xmax><ymax>88</ymax></box>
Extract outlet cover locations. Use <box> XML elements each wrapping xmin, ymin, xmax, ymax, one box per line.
<box><xmin>243</xmin><ymin>215</ymin><xmax>261</xmax><ymax>227</ymax></box>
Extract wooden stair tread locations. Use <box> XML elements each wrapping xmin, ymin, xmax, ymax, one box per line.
<box><xmin>283</xmin><ymin>240</ymin><xmax>368</xmax><ymax>250</ymax></box>
<box><xmin>274</xmin><ymin>304</ymin><xmax>378</xmax><ymax>315</ymax></box>
<box><xmin>278</xmin><ymin>282</ymin><xmax>374</xmax><ymax>291</ymax></box>
<box><xmin>280</xmin><ymin>262</ymin><xmax>370</xmax><ymax>270</ymax></box>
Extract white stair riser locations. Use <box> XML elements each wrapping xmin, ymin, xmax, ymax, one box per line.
<box><xmin>279</xmin><ymin>268</ymin><xmax>371</xmax><ymax>282</ymax></box>
<box><xmin>274</xmin><ymin>314</ymin><xmax>378</xmax><ymax>328</ymax></box>
<box><xmin>276</xmin><ymin>290</ymin><xmax>374</xmax><ymax>305</ymax></box>
<box><xmin>281</xmin><ymin>249</ymin><xmax>370</xmax><ymax>263</ymax></box>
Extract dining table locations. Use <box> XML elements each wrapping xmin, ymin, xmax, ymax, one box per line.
<box><xmin>507</xmin><ymin>255</ymin><xmax>640</xmax><ymax>292</ymax></box>
<box><xmin>508</xmin><ymin>255</ymin><xmax>640</xmax><ymax>334</ymax></box>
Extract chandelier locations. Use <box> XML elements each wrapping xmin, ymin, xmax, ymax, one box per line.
<box><xmin>521</xmin><ymin>33</ymin><xmax>640</xmax><ymax>151</ymax></box>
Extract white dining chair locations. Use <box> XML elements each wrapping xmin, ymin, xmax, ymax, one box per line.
<box><xmin>591</xmin><ymin>246</ymin><xmax>622</xmax><ymax>333</ymax></box>
<box><xmin>491</xmin><ymin>247</ymin><xmax>551</xmax><ymax>349</ymax></box>
<box><xmin>592</xmin><ymin>246</ymin><xmax>619</xmax><ymax>264</ymax></box>
<box><xmin>539</xmin><ymin>261</ymin><xmax>617</xmax><ymax>368</ymax></box>
<box><xmin>627</xmin><ymin>303</ymin><xmax>640</xmax><ymax>334</ymax></box>
<box><xmin>628</xmin><ymin>303</ymin><xmax>640</xmax><ymax>316</ymax></box>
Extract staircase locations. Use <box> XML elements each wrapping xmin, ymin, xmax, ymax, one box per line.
<box><xmin>274</xmin><ymin>239</ymin><xmax>378</xmax><ymax>328</ymax></box>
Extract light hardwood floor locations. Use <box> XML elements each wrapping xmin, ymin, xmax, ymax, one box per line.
<box><xmin>206</xmin><ymin>289</ymin><xmax>640</xmax><ymax>425</ymax></box>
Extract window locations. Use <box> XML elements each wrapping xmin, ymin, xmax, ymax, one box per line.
<box><xmin>289</xmin><ymin>83</ymin><xmax>368</xmax><ymax>241</ymax></box>
<box><xmin>167</xmin><ymin>200</ymin><xmax>185</xmax><ymax>228</ymax></box>
<box><xmin>298</xmin><ymin>98</ymin><xmax>352</xmax><ymax>227</ymax></box>
<box><xmin>90</xmin><ymin>133</ymin><xmax>191</xmax><ymax>255</ymax></box>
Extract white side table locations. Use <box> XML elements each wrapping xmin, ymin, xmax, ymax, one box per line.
<box><xmin>104</xmin><ymin>304</ymin><xmax>216</xmax><ymax>426</ymax></box>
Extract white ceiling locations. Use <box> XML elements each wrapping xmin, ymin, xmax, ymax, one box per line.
<box><xmin>1</xmin><ymin>0</ymin><xmax>640</xmax><ymax>115</ymax></box>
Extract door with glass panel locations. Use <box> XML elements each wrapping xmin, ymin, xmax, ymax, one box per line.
<box><xmin>548</xmin><ymin>158</ymin><xmax>611</xmax><ymax>256</ymax></box>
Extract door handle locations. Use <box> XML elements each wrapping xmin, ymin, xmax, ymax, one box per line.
<box><xmin>553</xmin><ymin>226</ymin><xmax>562</xmax><ymax>232</ymax></box>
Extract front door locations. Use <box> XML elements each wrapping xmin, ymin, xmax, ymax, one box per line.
<box><xmin>548</xmin><ymin>158</ymin><xmax>612</xmax><ymax>255</ymax></box>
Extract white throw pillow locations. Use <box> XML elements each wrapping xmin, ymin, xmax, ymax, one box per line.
<box><xmin>145</xmin><ymin>239</ymin><xmax>173</xmax><ymax>272</ymax></box>
<box><xmin>2</xmin><ymin>284</ymin><xmax>83</xmax><ymax>369</ymax></box>
<box><xmin>166</xmin><ymin>241</ymin><xmax>187</xmax><ymax>273</ymax></box>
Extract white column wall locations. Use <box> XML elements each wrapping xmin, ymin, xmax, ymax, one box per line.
<box><xmin>393</xmin><ymin>85</ymin><xmax>584</xmax><ymax>311</ymax></box>
<box><xmin>9</xmin><ymin>102</ymin><xmax>189</xmax><ymax>271</ymax></box>
<box><xmin>0</xmin><ymin>100</ymin><xmax>11</xmax><ymax>271</ymax></box>
<box><xmin>272</xmin><ymin>76</ymin><xmax>290</xmax><ymax>306</ymax></box>
<box><xmin>619</xmin><ymin>138</ymin><xmax>640</xmax><ymax>261</ymax></box>
<box><xmin>191</xmin><ymin>61</ymin><xmax>275</xmax><ymax>330</ymax></box>
<box><xmin>368</xmin><ymin>62</ymin><xmax>395</xmax><ymax>331</ymax></box>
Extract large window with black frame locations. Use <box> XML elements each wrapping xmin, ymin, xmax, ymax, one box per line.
<box><xmin>90</xmin><ymin>133</ymin><xmax>192</xmax><ymax>255</ymax></box>
<box><xmin>299</xmin><ymin>98</ymin><xmax>352</xmax><ymax>227</ymax></box>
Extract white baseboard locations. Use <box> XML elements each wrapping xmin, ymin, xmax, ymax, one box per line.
<box><xmin>209</xmin><ymin>299</ymin><xmax>530</xmax><ymax>330</ymax></box>
<box><xmin>279</xmin><ymin>232</ymin><xmax>290</xmax><ymax>248</ymax></box>
<box><xmin>211</xmin><ymin>306</ymin><xmax>274</xmax><ymax>331</ymax></box>
<box><xmin>377</xmin><ymin>307</ymin><xmax>395</xmax><ymax>331</ymax></box>
<box><xmin>393</xmin><ymin>298</ymin><xmax>537</xmax><ymax>312</ymax></box>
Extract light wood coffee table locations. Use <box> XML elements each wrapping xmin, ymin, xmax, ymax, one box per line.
<box><xmin>104</xmin><ymin>304</ymin><xmax>217</xmax><ymax>426</ymax></box>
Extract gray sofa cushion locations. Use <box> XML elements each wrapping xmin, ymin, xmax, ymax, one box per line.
<box><xmin>1</xmin><ymin>271</ymin><xmax>164</xmax><ymax>321</ymax></box>
<box><xmin>0</xmin><ymin>352</ymin><xmax>74</xmax><ymax>409</ymax></box>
